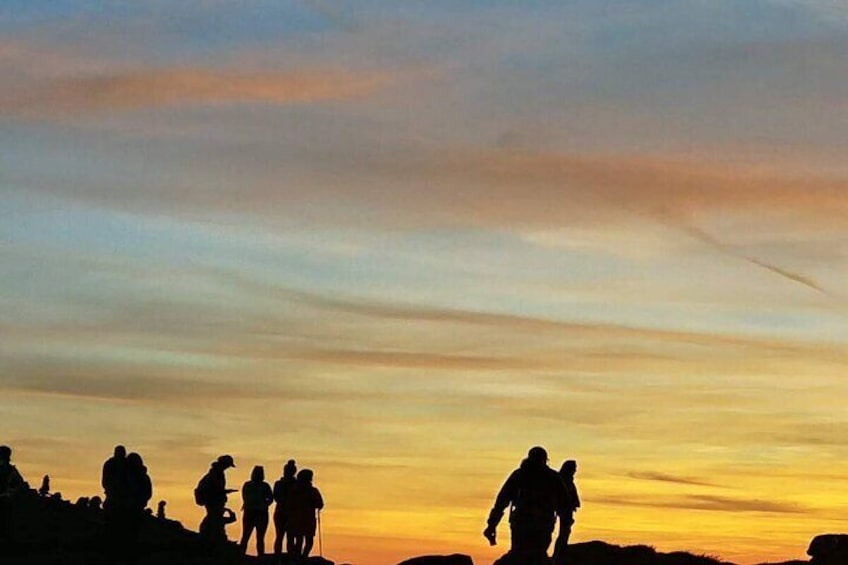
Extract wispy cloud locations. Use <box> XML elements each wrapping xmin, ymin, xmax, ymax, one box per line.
<box><xmin>594</xmin><ymin>494</ymin><xmax>809</xmax><ymax>514</ymax></box>
<box><xmin>627</xmin><ymin>471</ymin><xmax>724</xmax><ymax>488</ymax></box>
<box><xmin>1</xmin><ymin>67</ymin><xmax>398</xmax><ymax>117</ymax></box>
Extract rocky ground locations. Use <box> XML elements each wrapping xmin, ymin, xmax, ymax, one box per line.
<box><xmin>3</xmin><ymin>490</ymin><xmax>838</xmax><ymax>565</ymax></box>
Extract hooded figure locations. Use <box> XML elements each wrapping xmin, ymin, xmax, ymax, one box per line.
<box><xmin>239</xmin><ymin>465</ymin><xmax>273</xmax><ymax>556</ymax></box>
<box><xmin>484</xmin><ymin>446</ymin><xmax>567</xmax><ymax>564</ymax></box>
<box><xmin>552</xmin><ymin>460</ymin><xmax>580</xmax><ymax>565</ymax></box>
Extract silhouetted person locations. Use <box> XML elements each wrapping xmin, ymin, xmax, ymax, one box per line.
<box><xmin>157</xmin><ymin>500</ymin><xmax>167</xmax><ymax>520</ymax></box>
<box><xmin>103</xmin><ymin>446</ymin><xmax>133</xmax><ymax>563</ymax></box>
<box><xmin>288</xmin><ymin>468</ymin><xmax>324</xmax><ymax>558</ymax></box>
<box><xmin>273</xmin><ymin>459</ymin><xmax>297</xmax><ymax>556</ymax></box>
<box><xmin>552</xmin><ymin>460</ymin><xmax>580</xmax><ymax>565</ymax></box>
<box><xmin>39</xmin><ymin>475</ymin><xmax>50</xmax><ymax>497</ymax></box>
<box><xmin>102</xmin><ymin>445</ymin><xmax>129</xmax><ymax>504</ymax></box>
<box><xmin>0</xmin><ymin>445</ymin><xmax>26</xmax><ymax>543</ymax></box>
<box><xmin>484</xmin><ymin>446</ymin><xmax>567</xmax><ymax>565</ymax></box>
<box><xmin>239</xmin><ymin>465</ymin><xmax>273</xmax><ymax>556</ymax></box>
<box><xmin>90</xmin><ymin>496</ymin><xmax>103</xmax><ymax>511</ymax></box>
<box><xmin>196</xmin><ymin>455</ymin><xmax>237</xmax><ymax>544</ymax></box>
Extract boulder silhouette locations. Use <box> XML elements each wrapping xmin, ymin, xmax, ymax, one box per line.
<box><xmin>397</xmin><ymin>555</ymin><xmax>473</xmax><ymax>565</ymax></box>
<box><xmin>808</xmin><ymin>534</ymin><xmax>848</xmax><ymax>564</ymax></box>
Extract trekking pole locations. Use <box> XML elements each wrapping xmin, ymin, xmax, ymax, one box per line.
<box><xmin>317</xmin><ymin>509</ymin><xmax>323</xmax><ymax>557</ymax></box>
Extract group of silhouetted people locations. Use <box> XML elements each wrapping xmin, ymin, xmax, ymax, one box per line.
<box><xmin>194</xmin><ymin>454</ymin><xmax>325</xmax><ymax>560</ymax></box>
<box><xmin>3</xmin><ymin>442</ymin><xmax>580</xmax><ymax>565</ymax></box>
<box><xmin>485</xmin><ymin>446</ymin><xmax>581</xmax><ymax>565</ymax></box>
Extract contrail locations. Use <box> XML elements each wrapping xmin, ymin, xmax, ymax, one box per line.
<box><xmin>671</xmin><ymin>218</ymin><xmax>829</xmax><ymax>296</ymax></box>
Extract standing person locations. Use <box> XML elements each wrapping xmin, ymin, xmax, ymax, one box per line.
<box><xmin>109</xmin><ymin>452</ymin><xmax>152</xmax><ymax>564</ymax></box>
<box><xmin>288</xmin><ymin>469</ymin><xmax>324</xmax><ymax>558</ymax></box>
<box><xmin>239</xmin><ymin>465</ymin><xmax>273</xmax><ymax>556</ymax></box>
<box><xmin>273</xmin><ymin>459</ymin><xmax>297</xmax><ymax>556</ymax></box>
<box><xmin>483</xmin><ymin>446</ymin><xmax>567</xmax><ymax>565</ymax></box>
<box><xmin>196</xmin><ymin>455</ymin><xmax>237</xmax><ymax>544</ymax></box>
<box><xmin>102</xmin><ymin>445</ymin><xmax>132</xmax><ymax>563</ymax></box>
<box><xmin>552</xmin><ymin>460</ymin><xmax>580</xmax><ymax>565</ymax></box>
<box><xmin>102</xmin><ymin>445</ymin><xmax>129</xmax><ymax>508</ymax></box>
<box><xmin>0</xmin><ymin>445</ymin><xmax>26</xmax><ymax>544</ymax></box>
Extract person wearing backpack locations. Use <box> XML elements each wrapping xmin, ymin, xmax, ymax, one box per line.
<box><xmin>196</xmin><ymin>455</ymin><xmax>237</xmax><ymax>544</ymax></box>
<box><xmin>484</xmin><ymin>446</ymin><xmax>567</xmax><ymax>564</ymax></box>
<box><xmin>272</xmin><ymin>459</ymin><xmax>297</xmax><ymax>556</ymax></box>
<box><xmin>551</xmin><ymin>460</ymin><xmax>580</xmax><ymax>565</ymax></box>
<box><xmin>239</xmin><ymin>465</ymin><xmax>273</xmax><ymax>556</ymax></box>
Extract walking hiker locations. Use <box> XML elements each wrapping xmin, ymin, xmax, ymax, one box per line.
<box><xmin>288</xmin><ymin>468</ymin><xmax>324</xmax><ymax>558</ymax></box>
<box><xmin>552</xmin><ymin>460</ymin><xmax>580</xmax><ymax>565</ymax></box>
<box><xmin>273</xmin><ymin>459</ymin><xmax>297</xmax><ymax>556</ymax></box>
<box><xmin>239</xmin><ymin>465</ymin><xmax>273</xmax><ymax>556</ymax></box>
<box><xmin>0</xmin><ymin>445</ymin><xmax>26</xmax><ymax>543</ymax></box>
<box><xmin>196</xmin><ymin>455</ymin><xmax>237</xmax><ymax>544</ymax></box>
<box><xmin>484</xmin><ymin>446</ymin><xmax>568</xmax><ymax>565</ymax></box>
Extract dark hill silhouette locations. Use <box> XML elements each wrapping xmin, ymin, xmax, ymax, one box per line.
<box><xmin>4</xmin><ymin>489</ymin><xmax>334</xmax><ymax>565</ymax></box>
<box><xmin>2</xmin><ymin>487</ymin><xmax>823</xmax><ymax>565</ymax></box>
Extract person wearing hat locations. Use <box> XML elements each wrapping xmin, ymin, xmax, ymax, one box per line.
<box><xmin>197</xmin><ymin>455</ymin><xmax>237</xmax><ymax>544</ymax></box>
<box><xmin>484</xmin><ymin>446</ymin><xmax>567</xmax><ymax>564</ymax></box>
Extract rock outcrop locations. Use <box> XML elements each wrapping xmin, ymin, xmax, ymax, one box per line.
<box><xmin>397</xmin><ymin>555</ymin><xmax>474</xmax><ymax>565</ymax></box>
<box><xmin>807</xmin><ymin>534</ymin><xmax>848</xmax><ymax>565</ymax></box>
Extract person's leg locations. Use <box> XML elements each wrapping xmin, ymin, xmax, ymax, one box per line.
<box><xmin>273</xmin><ymin>510</ymin><xmax>284</xmax><ymax>555</ymax></box>
<box><xmin>303</xmin><ymin>534</ymin><xmax>314</xmax><ymax>557</ymax></box>
<box><xmin>287</xmin><ymin>530</ymin><xmax>297</xmax><ymax>555</ymax></box>
<box><xmin>240</xmin><ymin>511</ymin><xmax>254</xmax><ymax>553</ymax></box>
<box><xmin>255</xmin><ymin>512</ymin><xmax>269</xmax><ymax>556</ymax></box>
<box><xmin>291</xmin><ymin>534</ymin><xmax>304</xmax><ymax>556</ymax></box>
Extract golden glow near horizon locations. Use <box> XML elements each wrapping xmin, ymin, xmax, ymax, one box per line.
<box><xmin>2</xmin><ymin>2</ymin><xmax>848</xmax><ymax>564</ymax></box>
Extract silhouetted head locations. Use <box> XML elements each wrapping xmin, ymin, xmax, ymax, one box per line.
<box><xmin>217</xmin><ymin>454</ymin><xmax>236</xmax><ymax>469</ymax></box>
<box><xmin>90</xmin><ymin>496</ymin><xmax>102</xmax><ymax>510</ymax></box>
<box><xmin>297</xmin><ymin>469</ymin><xmax>314</xmax><ymax>484</ymax></box>
<box><xmin>527</xmin><ymin>446</ymin><xmax>548</xmax><ymax>466</ymax></box>
<box><xmin>0</xmin><ymin>445</ymin><xmax>11</xmax><ymax>464</ymax></box>
<box><xmin>114</xmin><ymin>445</ymin><xmax>127</xmax><ymax>459</ymax></box>
<box><xmin>560</xmin><ymin>460</ymin><xmax>577</xmax><ymax>477</ymax></box>
<box><xmin>251</xmin><ymin>465</ymin><xmax>265</xmax><ymax>482</ymax></box>
<box><xmin>284</xmin><ymin>459</ymin><xmax>297</xmax><ymax>478</ymax></box>
<box><xmin>127</xmin><ymin>452</ymin><xmax>144</xmax><ymax>470</ymax></box>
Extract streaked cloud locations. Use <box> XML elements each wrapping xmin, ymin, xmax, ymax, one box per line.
<box><xmin>1</xmin><ymin>67</ymin><xmax>398</xmax><ymax>117</ymax></box>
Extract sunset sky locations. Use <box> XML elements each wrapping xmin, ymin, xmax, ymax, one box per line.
<box><xmin>2</xmin><ymin>2</ymin><xmax>848</xmax><ymax>564</ymax></box>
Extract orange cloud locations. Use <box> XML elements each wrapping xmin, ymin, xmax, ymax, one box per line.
<box><xmin>1</xmin><ymin>67</ymin><xmax>397</xmax><ymax>116</ymax></box>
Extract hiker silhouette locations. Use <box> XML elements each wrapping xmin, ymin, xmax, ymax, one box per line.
<box><xmin>0</xmin><ymin>445</ymin><xmax>27</xmax><ymax>544</ymax></box>
<box><xmin>239</xmin><ymin>465</ymin><xmax>273</xmax><ymax>556</ymax></box>
<box><xmin>273</xmin><ymin>459</ymin><xmax>298</xmax><ymax>556</ymax></box>
<box><xmin>552</xmin><ymin>460</ymin><xmax>580</xmax><ymax>565</ymax></box>
<box><xmin>485</xmin><ymin>446</ymin><xmax>568</xmax><ymax>565</ymax></box>
<box><xmin>101</xmin><ymin>447</ymin><xmax>153</xmax><ymax>563</ymax></box>
<box><xmin>196</xmin><ymin>454</ymin><xmax>237</xmax><ymax>544</ymax></box>
<box><xmin>288</xmin><ymin>468</ymin><xmax>324</xmax><ymax>558</ymax></box>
